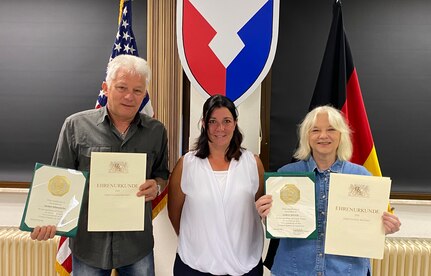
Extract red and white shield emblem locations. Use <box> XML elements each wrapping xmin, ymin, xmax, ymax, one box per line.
<box><xmin>177</xmin><ymin>0</ymin><xmax>280</xmax><ymax>105</ymax></box>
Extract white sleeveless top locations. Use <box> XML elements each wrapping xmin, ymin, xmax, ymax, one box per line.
<box><xmin>178</xmin><ymin>150</ymin><xmax>264</xmax><ymax>275</ymax></box>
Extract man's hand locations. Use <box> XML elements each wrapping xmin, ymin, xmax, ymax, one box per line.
<box><xmin>30</xmin><ymin>225</ymin><xmax>57</xmax><ymax>241</ymax></box>
<box><xmin>137</xmin><ymin>179</ymin><xmax>159</xmax><ymax>201</ymax></box>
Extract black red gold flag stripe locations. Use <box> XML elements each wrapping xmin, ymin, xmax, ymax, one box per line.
<box><xmin>309</xmin><ymin>1</ymin><xmax>382</xmax><ymax>176</ymax></box>
<box><xmin>265</xmin><ymin>1</ymin><xmax>382</xmax><ymax>270</ymax></box>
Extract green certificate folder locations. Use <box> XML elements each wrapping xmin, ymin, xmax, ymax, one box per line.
<box><xmin>264</xmin><ymin>172</ymin><xmax>317</xmax><ymax>240</ymax></box>
<box><xmin>20</xmin><ymin>163</ymin><xmax>88</xmax><ymax>237</ymax></box>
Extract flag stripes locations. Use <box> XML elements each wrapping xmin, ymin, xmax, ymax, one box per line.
<box><xmin>310</xmin><ymin>1</ymin><xmax>382</xmax><ymax>177</ymax></box>
<box><xmin>55</xmin><ymin>236</ymin><xmax>72</xmax><ymax>275</ymax></box>
<box><xmin>265</xmin><ymin>1</ymin><xmax>383</xmax><ymax>270</ymax></box>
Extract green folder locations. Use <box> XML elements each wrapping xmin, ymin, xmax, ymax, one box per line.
<box><xmin>264</xmin><ymin>171</ymin><xmax>317</xmax><ymax>240</ymax></box>
<box><xmin>20</xmin><ymin>163</ymin><xmax>88</xmax><ymax>237</ymax></box>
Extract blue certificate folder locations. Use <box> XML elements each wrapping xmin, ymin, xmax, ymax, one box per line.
<box><xmin>264</xmin><ymin>172</ymin><xmax>317</xmax><ymax>240</ymax></box>
<box><xmin>19</xmin><ymin>163</ymin><xmax>88</xmax><ymax>237</ymax></box>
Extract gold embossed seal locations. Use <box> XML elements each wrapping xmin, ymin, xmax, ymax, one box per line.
<box><xmin>280</xmin><ymin>184</ymin><xmax>300</xmax><ymax>205</ymax></box>
<box><xmin>48</xmin><ymin>175</ymin><xmax>70</xmax><ymax>196</ymax></box>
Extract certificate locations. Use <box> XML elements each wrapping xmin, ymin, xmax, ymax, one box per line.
<box><xmin>265</xmin><ymin>172</ymin><xmax>317</xmax><ymax>239</ymax></box>
<box><xmin>88</xmin><ymin>152</ymin><xmax>146</xmax><ymax>232</ymax></box>
<box><xmin>325</xmin><ymin>173</ymin><xmax>391</xmax><ymax>259</ymax></box>
<box><xmin>20</xmin><ymin>163</ymin><xmax>88</xmax><ymax>237</ymax></box>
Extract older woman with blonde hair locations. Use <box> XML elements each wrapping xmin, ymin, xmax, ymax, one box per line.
<box><xmin>256</xmin><ymin>105</ymin><xmax>401</xmax><ymax>276</ymax></box>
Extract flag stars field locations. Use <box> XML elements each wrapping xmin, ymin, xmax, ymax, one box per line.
<box><xmin>114</xmin><ymin>42</ymin><xmax>122</xmax><ymax>52</ymax></box>
<box><xmin>123</xmin><ymin>31</ymin><xmax>131</xmax><ymax>40</ymax></box>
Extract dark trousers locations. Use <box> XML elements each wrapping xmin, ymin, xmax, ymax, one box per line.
<box><xmin>173</xmin><ymin>254</ymin><xmax>263</xmax><ymax>276</ymax></box>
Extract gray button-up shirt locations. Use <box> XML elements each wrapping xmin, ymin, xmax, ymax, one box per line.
<box><xmin>51</xmin><ymin>106</ymin><xmax>169</xmax><ymax>269</ymax></box>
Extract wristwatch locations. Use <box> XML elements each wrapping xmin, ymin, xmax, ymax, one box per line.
<box><xmin>156</xmin><ymin>184</ymin><xmax>162</xmax><ymax>196</ymax></box>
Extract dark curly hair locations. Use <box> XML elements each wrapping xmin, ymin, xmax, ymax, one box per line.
<box><xmin>193</xmin><ymin>94</ymin><xmax>243</xmax><ymax>161</ymax></box>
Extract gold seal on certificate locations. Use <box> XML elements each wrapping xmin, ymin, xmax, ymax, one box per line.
<box><xmin>48</xmin><ymin>175</ymin><xmax>71</xmax><ymax>196</ymax></box>
<box><xmin>20</xmin><ymin>163</ymin><xmax>88</xmax><ymax>237</ymax></box>
<box><xmin>280</xmin><ymin>184</ymin><xmax>300</xmax><ymax>205</ymax></box>
<box><xmin>265</xmin><ymin>172</ymin><xmax>316</xmax><ymax>239</ymax></box>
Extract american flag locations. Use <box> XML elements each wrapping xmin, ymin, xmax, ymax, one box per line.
<box><xmin>55</xmin><ymin>236</ymin><xmax>72</xmax><ymax>275</ymax></box>
<box><xmin>55</xmin><ymin>1</ymin><xmax>159</xmax><ymax>275</ymax></box>
<box><xmin>95</xmin><ymin>0</ymin><xmax>154</xmax><ymax>117</ymax></box>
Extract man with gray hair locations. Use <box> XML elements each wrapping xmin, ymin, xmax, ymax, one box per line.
<box><xmin>31</xmin><ymin>54</ymin><xmax>169</xmax><ymax>275</ymax></box>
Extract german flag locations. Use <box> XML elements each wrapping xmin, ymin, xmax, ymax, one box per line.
<box><xmin>264</xmin><ymin>1</ymin><xmax>383</xmax><ymax>270</ymax></box>
<box><xmin>309</xmin><ymin>0</ymin><xmax>382</xmax><ymax>177</ymax></box>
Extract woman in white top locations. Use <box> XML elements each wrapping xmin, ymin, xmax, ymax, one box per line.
<box><xmin>168</xmin><ymin>94</ymin><xmax>265</xmax><ymax>276</ymax></box>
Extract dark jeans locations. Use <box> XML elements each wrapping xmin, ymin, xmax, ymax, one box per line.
<box><xmin>173</xmin><ymin>253</ymin><xmax>263</xmax><ymax>276</ymax></box>
<box><xmin>72</xmin><ymin>252</ymin><xmax>155</xmax><ymax>276</ymax></box>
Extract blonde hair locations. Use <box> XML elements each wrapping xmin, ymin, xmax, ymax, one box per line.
<box><xmin>293</xmin><ymin>105</ymin><xmax>353</xmax><ymax>161</ymax></box>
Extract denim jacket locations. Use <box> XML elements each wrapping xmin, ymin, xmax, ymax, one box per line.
<box><xmin>271</xmin><ymin>157</ymin><xmax>371</xmax><ymax>276</ymax></box>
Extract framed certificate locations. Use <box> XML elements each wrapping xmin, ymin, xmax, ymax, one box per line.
<box><xmin>88</xmin><ymin>152</ymin><xmax>146</xmax><ymax>232</ymax></box>
<box><xmin>20</xmin><ymin>163</ymin><xmax>88</xmax><ymax>237</ymax></box>
<box><xmin>265</xmin><ymin>172</ymin><xmax>317</xmax><ymax>239</ymax></box>
<box><xmin>325</xmin><ymin>173</ymin><xmax>391</xmax><ymax>259</ymax></box>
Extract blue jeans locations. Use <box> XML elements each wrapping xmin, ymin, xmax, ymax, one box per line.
<box><xmin>72</xmin><ymin>252</ymin><xmax>155</xmax><ymax>276</ymax></box>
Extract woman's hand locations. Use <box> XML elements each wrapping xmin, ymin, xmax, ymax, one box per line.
<box><xmin>382</xmin><ymin>212</ymin><xmax>401</xmax><ymax>235</ymax></box>
<box><xmin>255</xmin><ymin>195</ymin><xmax>273</xmax><ymax>219</ymax></box>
